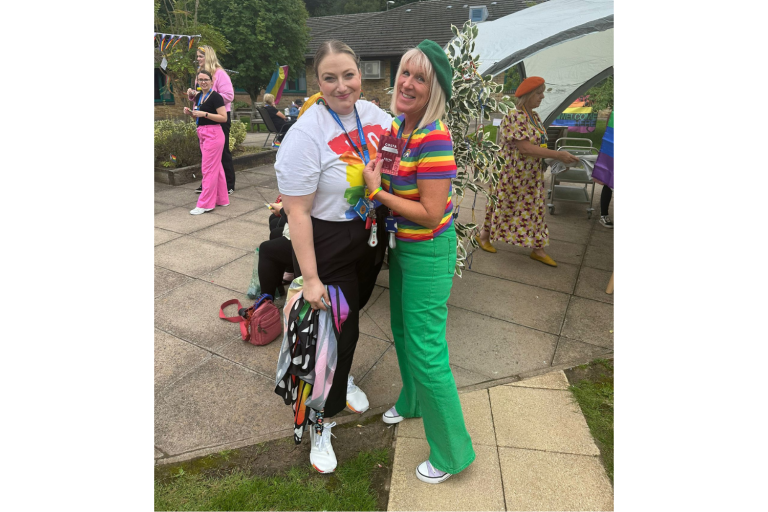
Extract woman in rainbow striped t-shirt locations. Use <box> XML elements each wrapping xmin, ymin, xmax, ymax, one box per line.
<box><xmin>363</xmin><ymin>40</ymin><xmax>474</xmax><ymax>485</ymax></box>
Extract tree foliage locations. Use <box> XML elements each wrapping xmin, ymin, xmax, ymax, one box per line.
<box><xmin>585</xmin><ymin>75</ymin><xmax>613</xmax><ymax>112</ymax></box>
<box><xmin>445</xmin><ymin>21</ymin><xmax>513</xmax><ymax>276</ymax></box>
<box><xmin>200</xmin><ymin>0</ymin><xmax>310</xmax><ymax>103</ymax></box>
<box><xmin>154</xmin><ymin>0</ymin><xmax>229</xmax><ymax>113</ymax></box>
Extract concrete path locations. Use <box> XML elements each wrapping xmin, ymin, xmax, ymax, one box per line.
<box><xmin>154</xmin><ymin>162</ymin><xmax>614</xmax><ymax>492</ymax></box>
<box><xmin>387</xmin><ymin>370</ymin><xmax>613</xmax><ymax>511</ymax></box>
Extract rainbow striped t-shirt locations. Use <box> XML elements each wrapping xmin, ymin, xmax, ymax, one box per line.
<box><xmin>381</xmin><ymin>116</ymin><xmax>457</xmax><ymax>242</ymax></box>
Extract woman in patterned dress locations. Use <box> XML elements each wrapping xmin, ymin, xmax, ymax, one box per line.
<box><xmin>475</xmin><ymin>77</ymin><xmax>578</xmax><ymax>267</ymax></box>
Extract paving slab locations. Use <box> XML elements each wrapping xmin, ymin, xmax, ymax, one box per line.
<box><xmin>357</xmin><ymin>346</ymin><xmax>402</xmax><ymax>409</ymax></box>
<box><xmin>468</xmin><ymin>249</ymin><xmax>580</xmax><ymax>294</ymax></box>
<box><xmin>544</xmin><ymin>214</ymin><xmax>594</xmax><ymax>245</ymax></box>
<box><xmin>155</xmin><ymin>356</ymin><xmax>288</xmax><ymax>456</ymax></box>
<box><xmin>240</xmin><ymin>164</ymin><xmax>277</xmax><ymax>176</ymax></box>
<box><xmin>490</xmin><ymin>237</ymin><xmax>586</xmax><ymax>266</ymax></box>
<box><xmin>362</xmin><ymin>289</ymin><xmax>394</xmax><ymax>340</ymax></box>
<box><xmin>506</xmin><ymin>370</ymin><xmax>570</xmax><ymax>390</ymax></box>
<box><xmin>186</xmin><ymin>197</ymin><xmax>262</xmax><ymax>218</ymax></box>
<box><xmin>489</xmin><ymin>386</ymin><xmax>599</xmax><ymax>455</ymax></box>
<box><xmin>155</xmin><ymin>266</ymin><xmax>193</xmax><ymax>298</ymax></box>
<box><xmin>445</xmin><ymin>306</ymin><xmax>558</xmax><ymax>379</ymax></box>
<box><xmin>561</xmin><ymin>296</ymin><xmax>614</xmax><ymax>348</ymax></box>
<box><xmin>192</xmin><ymin>218</ymin><xmax>271</xmax><ymax>252</ymax></box>
<box><xmin>154</xmin><ymin>236</ymin><xmax>247</xmax><ymax>277</ymax></box>
<box><xmin>359</xmin><ymin>309</ymin><xmax>392</xmax><ymax>342</ymax></box>
<box><xmin>552</xmin><ymin>337</ymin><xmax>613</xmax><ymax>366</ymax></box>
<box><xmin>155</xmin><ymin>186</ymin><xmax>202</xmax><ymax>207</ymax></box>
<box><xmin>254</xmin><ymin>186</ymin><xmax>281</xmax><ymax>204</ymax></box>
<box><xmin>584</xmin><ymin>239</ymin><xmax>614</xmax><ymax>272</ymax></box>
<box><xmin>388</xmin><ymin>438</ymin><xmax>504</xmax><ymax>512</ymax></box>
<box><xmin>154</xmin><ymin>328</ymin><xmax>211</xmax><ymax>392</ymax></box>
<box><xmin>397</xmin><ymin>389</ymin><xmax>497</xmax><ymax>447</ymax></box>
<box><xmin>375</xmin><ymin>267</ymin><xmax>389</xmax><ymax>288</ymax></box>
<box><xmin>155</xmin><ymin>279</ymin><xmax>246</xmax><ymax>350</ymax></box>
<box><xmin>362</xmin><ymin>284</ymin><xmax>385</xmax><ymax>313</ymax></box>
<box><xmin>236</xmin><ymin>208</ymin><xmax>276</xmax><ymax>227</ymax></box>
<box><xmin>574</xmin><ymin>266</ymin><xmax>614</xmax><ymax>304</ymax></box>
<box><xmin>498</xmin><ymin>447</ymin><xmax>613</xmax><ymax>511</ymax></box>
<box><xmin>154</xmin><ymin>207</ymin><xmax>228</xmax><ymax>234</ymax></box>
<box><xmin>448</xmin><ymin>270</ymin><xmax>570</xmax><ymax>334</ymax></box>
<box><xmin>228</xmin><ymin>185</ymin><xmax>270</xmax><ymax>203</ymax></box>
<box><xmin>154</xmin><ymin>227</ymin><xmax>183</xmax><ymax>246</ymax></box>
<box><xmin>202</xmin><ymin>253</ymin><xmax>255</xmax><ymax>296</ymax></box>
<box><xmin>234</xmin><ymin>171</ymin><xmax>278</xmax><ymax>186</ymax></box>
<box><xmin>155</xmin><ymin>201</ymin><xmax>176</xmax><ymax>214</ymax></box>
<box><xmin>450</xmin><ymin>364</ymin><xmax>493</xmax><ymax>388</ymax></box>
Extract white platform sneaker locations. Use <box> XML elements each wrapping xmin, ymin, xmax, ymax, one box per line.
<box><xmin>346</xmin><ymin>376</ymin><xmax>369</xmax><ymax>413</ymax></box>
<box><xmin>416</xmin><ymin>460</ymin><xmax>452</xmax><ymax>484</ymax></box>
<box><xmin>382</xmin><ymin>406</ymin><xmax>404</xmax><ymax>424</ymax></box>
<box><xmin>309</xmin><ymin>421</ymin><xmax>337</xmax><ymax>473</ymax></box>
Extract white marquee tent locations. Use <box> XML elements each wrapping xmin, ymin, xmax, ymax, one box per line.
<box><xmin>458</xmin><ymin>0</ymin><xmax>614</xmax><ymax>126</ymax></box>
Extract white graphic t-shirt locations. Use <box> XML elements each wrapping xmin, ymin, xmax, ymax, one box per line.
<box><xmin>275</xmin><ymin>100</ymin><xmax>392</xmax><ymax>221</ymax></box>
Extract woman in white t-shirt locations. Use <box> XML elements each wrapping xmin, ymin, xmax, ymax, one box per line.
<box><xmin>275</xmin><ymin>40</ymin><xmax>392</xmax><ymax>474</ymax></box>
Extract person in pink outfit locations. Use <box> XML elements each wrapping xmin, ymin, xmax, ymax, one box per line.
<box><xmin>183</xmin><ymin>70</ymin><xmax>229</xmax><ymax>214</ymax></box>
<box><xmin>187</xmin><ymin>45</ymin><xmax>236</xmax><ymax>194</ymax></box>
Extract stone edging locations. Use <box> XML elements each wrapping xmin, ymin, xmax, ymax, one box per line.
<box><xmin>155</xmin><ymin>149</ymin><xmax>277</xmax><ymax>186</ymax></box>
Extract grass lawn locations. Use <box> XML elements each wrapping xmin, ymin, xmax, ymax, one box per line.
<box><xmin>565</xmin><ymin>358</ymin><xmax>614</xmax><ymax>482</ymax></box>
<box><xmin>155</xmin><ymin>448</ymin><xmax>389</xmax><ymax>511</ymax></box>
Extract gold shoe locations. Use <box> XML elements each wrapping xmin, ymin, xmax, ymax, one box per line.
<box><xmin>530</xmin><ymin>251</ymin><xmax>557</xmax><ymax>267</ymax></box>
<box><xmin>475</xmin><ymin>235</ymin><xmax>496</xmax><ymax>253</ymax></box>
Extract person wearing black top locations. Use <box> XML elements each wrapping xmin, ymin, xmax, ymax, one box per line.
<box><xmin>183</xmin><ymin>70</ymin><xmax>229</xmax><ymax>215</ymax></box>
<box><xmin>263</xmin><ymin>93</ymin><xmax>296</xmax><ymax>143</ymax></box>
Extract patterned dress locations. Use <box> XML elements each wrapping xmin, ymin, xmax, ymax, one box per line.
<box><xmin>482</xmin><ymin>109</ymin><xmax>549</xmax><ymax>249</ymax></box>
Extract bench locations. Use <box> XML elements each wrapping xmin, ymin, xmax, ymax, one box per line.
<box><xmin>233</xmin><ymin>104</ymin><xmax>266</xmax><ymax>130</ymax></box>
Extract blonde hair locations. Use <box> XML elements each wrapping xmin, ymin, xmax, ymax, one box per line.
<box><xmin>313</xmin><ymin>40</ymin><xmax>359</xmax><ymax>78</ymax></box>
<box><xmin>515</xmin><ymin>84</ymin><xmax>546</xmax><ymax>110</ymax></box>
<box><xmin>263</xmin><ymin>93</ymin><xmax>275</xmax><ymax>105</ymax></box>
<box><xmin>197</xmin><ymin>45</ymin><xmax>223</xmax><ymax>76</ymax></box>
<box><xmin>390</xmin><ymin>48</ymin><xmax>446</xmax><ymax>131</ymax></box>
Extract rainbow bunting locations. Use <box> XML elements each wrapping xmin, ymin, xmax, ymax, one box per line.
<box><xmin>265</xmin><ymin>64</ymin><xmax>290</xmax><ymax>105</ymax></box>
<box><xmin>188</xmin><ymin>36</ymin><xmax>195</xmax><ymax>50</ymax></box>
<box><xmin>171</xmin><ymin>36</ymin><xmax>181</xmax><ymax>49</ymax></box>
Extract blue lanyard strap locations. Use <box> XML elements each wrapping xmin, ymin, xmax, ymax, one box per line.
<box><xmin>326</xmin><ymin>105</ymin><xmax>370</xmax><ymax>165</ymax></box>
<box><xmin>196</xmin><ymin>90</ymin><xmax>212</xmax><ymax>126</ymax></box>
<box><xmin>396</xmin><ymin>118</ymin><xmax>419</xmax><ymax>157</ymax></box>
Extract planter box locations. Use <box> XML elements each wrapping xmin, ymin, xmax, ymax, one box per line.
<box><xmin>155</xmin><ymin>150</ymin><xmax>277</xmax><ymax>186</ymax></box>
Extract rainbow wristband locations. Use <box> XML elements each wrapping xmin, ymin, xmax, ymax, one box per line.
<box><xmin>368</xmin><ymin>187</ymin><xmax>383</xmax><ymax>200</ymax></box>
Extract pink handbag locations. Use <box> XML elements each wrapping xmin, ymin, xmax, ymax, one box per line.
<box><xmin>219</xmin><ymin>296</ymin><xmax>281</xmax><ymax>346</ymax></box>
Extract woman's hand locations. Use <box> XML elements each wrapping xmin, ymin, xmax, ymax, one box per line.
<box><xmin>183</xmin><ymin>107</ymin><xmax>193</xmax><ymax>116</ymax></box>
<box><xmin>556</xmin><ymin>151</ymin><xmax>580</xmax><ymax>165</ymax></box>
<box><xmin>302</xmin><ymin>276</ymin><xmax>330</xmax><ymax>311</ymax></box>
<box><xmin>187</xmin><ymin>88</ymin><xmax>197</xmax><ymax>98</ymax></box>
<box><xmin>190</xmin><ymin>110</ymin><xmax>205</xmax><ymax>118</ymax></box>
<box><xmin>363</xmin><ymin>158</ymin><xmax>383</xmax><ymax>191</ymax></box>
<box><xmin>269</xmin><ymin>202</ymin><xmax>283</xmax><ymax>214</ymax></box>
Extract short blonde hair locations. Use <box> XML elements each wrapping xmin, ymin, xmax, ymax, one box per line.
<box><xmin>515</xmin><ymin>84</ymin><xmax>546</xmax><ymax>110</ymax></box>
<box><xmin>263</xmin><ymin>93</ymin><xmax>275</xmax><ymax>105</ymax></box>
<box><xmin>390</xmin><ymin>48</ymin><xmax>446</xmax><ymax>130</ymax></box>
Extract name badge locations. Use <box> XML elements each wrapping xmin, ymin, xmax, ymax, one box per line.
<box><xmin>353</xmin><ymin>197</ymin><xmax>369</xmax><ymax>220</ymax></box>
<box><xmin>385</xmin><ymin>217</ymin><xmax>398</xmax><ymax>233</ymax></box>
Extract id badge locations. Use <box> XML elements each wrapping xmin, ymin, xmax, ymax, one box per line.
<box><xmin>353</xmin><ymin>197</ymin><xmax>369</xmax><ymax>221</ymax></box>
<box><xmin>377</xmin><ymin>135</ymin><xmax>406</xmax><ymax>175</ymax></box>
<box><xmin>385</xmin><ymin>216</ymin><xmax>397</xmax><ymax>233</ymax></box>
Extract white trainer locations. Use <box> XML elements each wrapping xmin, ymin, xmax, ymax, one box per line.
<box><xmin>190</xmin><ymin>207</ymin><xmax>213</xmax><ymax>215</ymax></box>
<box><xmin>309</xmin><ymin>421</ymin><xmax>337</xmax><ymax>473</ymax></box>
<box><xmin>416</xmin><ymin>460</ymin><xmax>452</xmax><ymax>484</ymax></box>
<box><xmin>382</xmin><ymin>406</ymin><xmax>404</xmax><ymax>424</ymax></box>
<box><xmin>346</xmin><ymin>376</ymin><xmax>369</xmax><ymax>413</ymax></box>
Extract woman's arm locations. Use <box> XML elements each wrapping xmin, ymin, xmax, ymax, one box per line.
<box><xmin>190</xmin><ymin>105</ymin><xmax>228</xmax><ymax>123</ymax></box>
<box><xmin>363</xmin><ymin>159</ymin><xmax>450</xmax><ymax>230</ymax></box>
<box><xmin>213</xmin><ymin>69</ymin><xmax>235</xmax><ymax>106</ymax></box>
<box><xmin>276</xmin><ymin>110</ymin><xmax>287</xmax><ymax>120</ymax></box>
<box><xmin>516</xmin><ymin>139</ymin><xmax>579</xmax><ymax>163</ymax></box>
<box><xmin>281</xmin><ymin>193</ymin><xmax>329</xmax><ymax>311</ymax></box>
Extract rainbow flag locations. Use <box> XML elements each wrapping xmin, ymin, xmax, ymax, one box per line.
<box><xmin>266</xmin><ymin>64</ymin><xmax>289</xmax><ymax>105</ymax></box>
<box><xmin>551</xmin><ymin>97</ymin><xmax>598</xmax><ymax>133</ymax></box>
<box><xmin>592</xmin><ymin>111</ymin><xmax>614</xmax><ymax>189</ymax></box>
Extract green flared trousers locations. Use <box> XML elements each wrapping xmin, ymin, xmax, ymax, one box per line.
<box><xmin>389</xmin><ymin>228</ymin><xmax>476</xmax><ymax>474</ymax></box>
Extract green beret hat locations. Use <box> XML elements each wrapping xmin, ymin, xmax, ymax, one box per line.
<box><xmin>417</xmin><ymin>39</ymin><xmax>453</xmax><ymax>101</ymax></box>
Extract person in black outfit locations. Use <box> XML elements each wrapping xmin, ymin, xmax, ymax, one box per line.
<box><xmin>263</xmin><ymin>93</ymin><xmax>296</xmax><ymax>143</ymax></box>
<box><xmin>258</xmin><ymin>201</ymin><xmax>295</xmax><ymax>297</ymax></box>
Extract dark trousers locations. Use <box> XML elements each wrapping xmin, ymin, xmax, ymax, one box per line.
<box><xmin>291</xmin><ymin>217</ymin><xmax>379</xmax><ymax>418</ymax></box>
<box><xmin>600</xmin><ymin>185</ymin><xmax>613</xmax><ymax>216</ymax></box>
<box><xmin>258</xmin><ymin>213</ymin><xmax>293</xmax><ymax>297</ymax></box>
<box><xmin>222</xmin><ymin>112</ymin><xmax>235</xmax><ymax>190</ymax></box>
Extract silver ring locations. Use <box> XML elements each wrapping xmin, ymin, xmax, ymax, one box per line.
<box><xmin>320</xmin><ymin>297</ymin><xmax>329</xmax><ymax>308</ymax></box>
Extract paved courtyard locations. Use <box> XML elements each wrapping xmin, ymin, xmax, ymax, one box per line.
<box><xmin>154</xmin><ymin>162</ymin><xmax>614</xmax><ymax>467</ymax></box>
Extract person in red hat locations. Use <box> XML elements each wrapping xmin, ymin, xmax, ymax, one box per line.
<box><xmin>475</xmin><ymin>77</ymin><xmax>579</xmax><ymax>266</ymax></box>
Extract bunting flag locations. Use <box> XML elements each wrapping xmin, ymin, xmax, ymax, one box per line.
<box><xmin>592</xmin><ymin>111</ymin><xmax>614</xmax><ymax>189</ymax></box>
<box><xmin>265</xmin><ymin>64</ymin><xmax>290</xmax><ymax>105</ymax></box>
<box><xmin>188</xmin><ymin>36</ymin><xmax>196</xmax><ymax>50</ymax></box>
<box><xmin>153</xmin><ymin>33</ymin><xmax>200</xmax><ymax>52</ymax></box>
<box><xmin>171</xmin><ymin>36</ymin><xmax>181</xmax><ymax>50</ymax></box>
<box><xmin>551</xmin><ymin>96</ymin><xmax>598</xmax><ymax>133</ymax></box>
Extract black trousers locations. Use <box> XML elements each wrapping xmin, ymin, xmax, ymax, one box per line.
<box><xmin>221</xmin><ymin>112</ymin><xmax>235</xmax><ymax>190</ymax></box>
<box><xmin>258</xmin><ymin>213</ymin><xmax>293</xmax><ymax>297</ymax></box>
<box><xmin>291</xmin><ymin>217</ymin><xmax>382</xmax><ymax>418</ymax></box>
<box><xmin>600</xmin><ymin>185</ymin><xmax>613</xmax><ymax>216</ymax></box>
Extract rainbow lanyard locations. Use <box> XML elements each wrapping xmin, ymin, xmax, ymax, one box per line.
<box><xmin>523</xmin><ymin>107</ymin><xmax>546</xmax><ymax>135</ymax></box>
<box><xmin>196</xmin><ymin>90</ymin><xmax>213</xmax><ymax>126</ymax></box>
<box><xmin>326</xmin><ymin>105</ymin><xmax>370</xmax><ymax>165</ymax></box>
<box><xmin>396</xmin><ymin>118</ymin><xmax>418</xmax><ymax>157</ymax></box>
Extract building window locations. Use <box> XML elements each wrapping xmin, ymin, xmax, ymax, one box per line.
<box><xmin>284</xmin><ymin>68</ymin><xmax>306</xmax><ymax>93</ymax></box>
<box><xmin>390</xmin><ymin>58</ymin><xmax>401</xmax><ymax>88</ymax></box>
<box><xmin>155</xmin><ymin>68</ymin><xmax>174</xmax><ymax>104</ymax></box>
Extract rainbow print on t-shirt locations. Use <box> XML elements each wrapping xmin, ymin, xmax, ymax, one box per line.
<box><xmin>381</xmin><ymin>116</ymin><xmax>457</xmax><ymax>241</ymax></box>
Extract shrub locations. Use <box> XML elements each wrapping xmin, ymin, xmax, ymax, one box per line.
<box><xmin>231</xmin><ymin>100</ymin><xmax>250</xmax><ymax>111</ymax></box>
<box><xmin>154</xmin><ymin>120</ymin><xmax>200</xmax><ymax>168</ymax></box>
<box><xmin>229</xmin><ymin>120</ymin><xmax>247</xmax><ymax>151</ymax></box>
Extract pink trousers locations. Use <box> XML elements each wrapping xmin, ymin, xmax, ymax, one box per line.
<box><xmin>196</xmin><ymin>125</ymin><xmax>229</xmax><ymax>209</ymax></box>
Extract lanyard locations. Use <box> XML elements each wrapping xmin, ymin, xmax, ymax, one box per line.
<box><xmin>396</xmin><ymin>117</ymin><xmax>418</xmax><ymax>157</ymax></box>
<box><xmin>196</xmin><ymin>90</ymin><xmax>212</xmax><ymax>126</ymax></box>
<box><xmin>326</xmin><ymin>105</ymin><xmax>369</xmax><ymax>165</ymax></box>
<box><xmin>523</xmin><ymin>107</ymin><xmax>546</xmax><ymax>135</ymax></box>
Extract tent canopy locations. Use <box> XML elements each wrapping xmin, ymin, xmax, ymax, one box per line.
<box><xmin>454</xmin><ymin>0</ymin><xmax>613</xmax><ymax>126</ymax></box>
